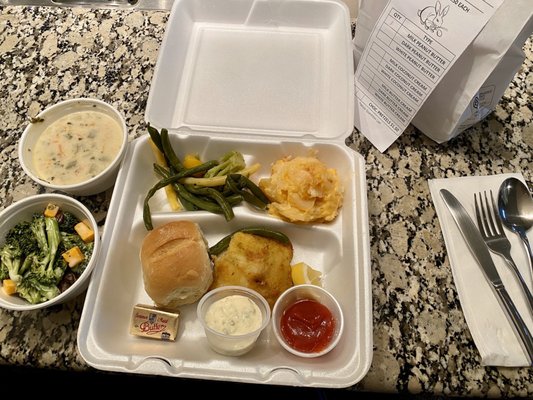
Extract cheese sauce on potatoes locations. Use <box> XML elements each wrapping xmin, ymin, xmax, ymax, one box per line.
<box><xmin>259</xmin><ymin>154</ymin><xmax>343</xmax><ymax>223</ymax></box>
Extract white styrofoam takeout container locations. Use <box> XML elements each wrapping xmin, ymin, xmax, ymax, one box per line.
<box><xmin>77</xmin><ymin>0</ymin><xmax>372</xmax><ymax>388</ymax></box>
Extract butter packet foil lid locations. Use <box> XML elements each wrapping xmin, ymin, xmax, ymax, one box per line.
<box><xmin>130</xmin><ymin>304</ymin><xmax>180</xmax><ymax>341</ymax></box>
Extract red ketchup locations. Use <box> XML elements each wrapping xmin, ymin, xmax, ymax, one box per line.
<box><xmin>280</xmin><ymin>299</ymin><xmax>335</xmax><ymax>353</ymax></box>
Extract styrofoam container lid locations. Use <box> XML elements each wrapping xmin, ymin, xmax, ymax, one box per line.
<box><xmin>145</xmin><ymin>0</ymin><xmax>354</xmax><ymax>141</ymax></box>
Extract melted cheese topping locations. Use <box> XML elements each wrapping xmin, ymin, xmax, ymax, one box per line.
<box><xmin>259</xmin><ymin>155</ymin><xmax>343</xmax><ymax>222</ymax></box>
<box><xmin>33</xmin><ymin>110</ymin><xmax>123</xmax><ymax>185</ymax></box>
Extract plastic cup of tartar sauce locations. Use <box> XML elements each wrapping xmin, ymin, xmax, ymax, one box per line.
<box><xmin>197</xmin><ymin>286</ymin><xmax>271</xmax><ymax>356</ymax></box>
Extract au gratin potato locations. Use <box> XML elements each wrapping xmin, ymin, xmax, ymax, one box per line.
<box><xmin>259</xmin><ymin>154</ymin><xmax>343</xmax><ymax>223</ymax></box>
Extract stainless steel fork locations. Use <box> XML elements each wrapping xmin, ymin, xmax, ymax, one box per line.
<box><xmin>475</xmin><ymin>190</ymin><xmax>533</xmax><ymax>314</ymax></box>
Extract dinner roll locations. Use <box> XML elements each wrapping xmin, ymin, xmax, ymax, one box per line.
<box><xmin>140</xmin><ymin>221</ymin><xmax>212</xmax><ymax>309</ymax></box>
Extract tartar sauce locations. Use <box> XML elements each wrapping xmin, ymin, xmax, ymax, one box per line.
<box><xmin>33</xmin><ymin>110</ymin><xmax>123</xmax><ymax>185</ymax></box>
<box><xmin>205</xmin><ymin>295</ymin><xmax>262</xmax><ymax>335</ymax></box>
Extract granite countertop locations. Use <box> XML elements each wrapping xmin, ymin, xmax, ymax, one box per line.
<box><xmin>1</xmin><ymin>5</ymin><xmax>532</xmax><ymax>397</ymax></box>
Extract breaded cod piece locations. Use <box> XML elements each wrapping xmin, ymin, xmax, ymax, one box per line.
<box><xmin>210</xmin><ymin>232</ymin><xmax>293</xmax><ymax>308</ymax></box>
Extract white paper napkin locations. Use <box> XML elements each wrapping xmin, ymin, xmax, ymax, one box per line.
<box><xmin>429</xmin><ymin>174</ymin><xmax>533</xmax><ymax>367</ymax></box>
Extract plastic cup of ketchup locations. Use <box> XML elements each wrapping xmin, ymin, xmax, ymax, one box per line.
<box><xmin>272</xmin><ymin>285</ymin><xmax>344</xmax><ymax>358</ymax></box>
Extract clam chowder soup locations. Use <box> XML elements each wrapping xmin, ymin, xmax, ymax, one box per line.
<box><xmin>33</xmin><ymin>111</ymin><xmax>123</xmax><ymax>185</ymax></box>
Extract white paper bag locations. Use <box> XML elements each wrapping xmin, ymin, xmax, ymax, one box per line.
<box><xmin>354</xmin><ymin>0</ymin><xmax>533</xmax><ymax>144</ymax></box>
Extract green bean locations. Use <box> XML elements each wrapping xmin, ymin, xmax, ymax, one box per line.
<box><xmin>225</xmin><ymin>194</ymin><xmax>243</xmax><ymax>206</ymax></box>
<box><xmin>176</xmin><ymin>192</ymin><xmax>197</xmax><ymax>211</ymax></box>
<box><xmin>148</xmin><ymin>161</ymin><xmax>266</xmax><ymax>224</ymax></box>
<box><xmin>143</xmin><ymin>160</ymin><xmax>218</xmax><ymax>230</ymax></box>
<box><xmin>226</xmin><ymin>174</ymin><xmax>268</xmax><ymax>209</ymax></box>
<box><xmin>230</xmin><ymin>174</ymin><xmax>270</xmax><ymax>205</ymax></box>
<box><xmin>184</xmin><ymin>185</ymin><xmax>234</xmax><ymax>221</ymax></box>
<box><xmin>160</xmin><ymin>128</ymin><xmax>185</xmax><ymax>172</ymax></box>
<box><xmin>174</xmin><ymin>184</ymin><xmax>224</xmax><ymax>215</ymax></box>
<box><xmin>153</xmin><ymin>164</ymin><xmax>237</xmax><ymax>217</ymax></box>
<box><xmin>208</xmin><ymin>235</ymin><xmax>234</xmax><ymax>257</ymax></box>
<box><xmin>153</xmin><ymin>163</ymin><xmax>168</xmax><ymax>178</ymax></box>
<box><xmin>209</xmin><ymin>227</ymin><xmax>291</xmax><ymax>256</ymax></box>
<box><xmin>153</xmin><ymin>164</ymin><xmax>199</xmax><ymax>211</ymax></box>
<box><xmin>146</xmin><ymin>124</ymin><xmax>164</xmax><ymax>154</ymax></box>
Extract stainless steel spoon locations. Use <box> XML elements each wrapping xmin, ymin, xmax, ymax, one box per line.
<box><xmin>499</xmin><ymin>177</ymin><xmax>533</xmax><ymax>273</ymax></box>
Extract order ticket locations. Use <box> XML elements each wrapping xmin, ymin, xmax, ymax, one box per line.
<box><xmin>354</xmin><ymin>0</ymin><xmax>505</xmax><ymax>152</ymax></box>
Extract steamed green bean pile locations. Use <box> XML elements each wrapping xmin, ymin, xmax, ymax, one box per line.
<box><xmin>143</xmin><ymin>126</ymin><xmax>270</xmax><ymax>230</ymax></box>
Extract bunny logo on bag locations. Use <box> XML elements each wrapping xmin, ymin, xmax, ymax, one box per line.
<box><xmin>418</xmin><ymin>0</ymin><xmax>450</xmax><ymax>37</ymax></box>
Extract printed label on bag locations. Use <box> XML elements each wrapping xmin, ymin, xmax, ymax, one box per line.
<box><xmin>354</xmin><ymin>0</ymin><xmax>504</xmax><ymax>152</ymax></box>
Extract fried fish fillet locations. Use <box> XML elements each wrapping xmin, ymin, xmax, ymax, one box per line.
<box><xmin>210</xmin><ymin>232</ymin><xmax>293</xmax><ymax>308</ymax></box>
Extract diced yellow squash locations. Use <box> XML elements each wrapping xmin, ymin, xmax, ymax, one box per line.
<box><xmin>183</xmin><ymin>153</ymin><xmax>205</xmax><ymax>177</ymax></box>
<box><xmin>44</xmin><ymin>203</ymin><xmax>60</xmax><ymax>218</ymax></box>
<box><xmin>3</xmin><ymin>279</ymin><xmax>17</xmax><ymax>296</ymax></box>
<box><xmin>183</xmin><ymin>153</ymin><xmax>203</xmax><ymax>169</ymax></box>
<box><xmin>149</xmin><ymin>139</ymin><xmax>181</xmax><ymax>211</ymax></box>
<box><xmin>62</xmin><ymin>246</ymin><xmax>85</xmax><ymax>268</ymax></box>
<box><xmin>74</xmin><ymin>221</ymin><xmax>95</xmax><ymax>243</ymax></box>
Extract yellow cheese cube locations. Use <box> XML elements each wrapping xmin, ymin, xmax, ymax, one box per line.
<box><xmin>74</xmin><ymin>221</ymin><xmax>94</xmax><ymax>243</ymax></box>
<box><xmin>2</xmin><ymin>279</ymin><xmax>17</xmax><ymax>296</ymax></box>
<box><xmin>44</xmin><ymin>203</ymin><xmax>60</xmax><ymax>218</ymax></box>
<box><xmin>62</xmin><ymin>246</ymin><xmax>85</xmax><ymax>268</ymax></box>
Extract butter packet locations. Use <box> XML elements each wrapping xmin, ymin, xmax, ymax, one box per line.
<box><xmin>130</xmin><ymin>304</ymin><xmax>180</xmax><ymax>341</ymax></box>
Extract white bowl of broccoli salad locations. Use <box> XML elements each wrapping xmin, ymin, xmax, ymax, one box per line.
<box><xmin>0</xmin><ymin>193</ymin><xmax>100</xmax><ymax>310</ymax></box>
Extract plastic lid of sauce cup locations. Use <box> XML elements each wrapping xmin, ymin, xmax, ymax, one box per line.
<box><xmin>272</xmin><ymin>284</ymin><xmax>344</xmax><ymax>358</ymax></box>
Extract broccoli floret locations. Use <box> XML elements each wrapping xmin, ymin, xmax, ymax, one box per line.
<box><xmin>2</xmin><ymin>219</ymin><xmax>41</xmax><ymax>281</ymax></box>
<box><xmin>5</xmin><ymin>220</ymin><xmax>40</xmax><ymax>255</ymax></box>
<box><xmin>0</xmin><ymin>244</ymin><xmax>22</xmax><ymax>282</ymax></box>
<box><xmin>30</xmin><ymin>215</ymin><xmax>49</xmax><ymax>256</ymax></box>
<box><xmin>0</xmin><ymin>259</ymin><xmax>8</xmax><ymax>281</ymax></box>
<box><xmin>60</xmin><ymin>232</ymin><xmax>83</xmax><ymax>251</ymax></box>
<box><xmin>45</xmin><ymin>217</ymin><xmax>61</xmax><ymax>274</ymax></box>
<box><xmin>28</xmin><ymin>216</ymin><xmax>62</xmax><ymax>278</ymax></box>
<box><xmin>16</xmin><ymin>276</ymin><xmax>60</xmax><ymax>304</ymax></box>
<box><xmin>58</xmin><ymin>211</ymin><xmax>79</xmax><ymax>232</ymax></box>
<box><xmin>19</xmin><ymin>252</ymin><xmax>37</xmax><ymax>276</ymax></box>
<box><xmin>204</xmin><ymin>151</ymin><xmax>245</xmax><ymax>178</ymax></box>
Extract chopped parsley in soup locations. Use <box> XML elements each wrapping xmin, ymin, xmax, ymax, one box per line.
<box><xmin>33</xmin><ymin>110</ymin><xmax>123</xmax><ymax>185</ymax></box>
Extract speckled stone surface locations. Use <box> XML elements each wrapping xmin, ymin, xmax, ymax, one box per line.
<box><xmin>0</xmin><ymin>5</ymin><xmax>532</xmax><ymax>397</ymax></box>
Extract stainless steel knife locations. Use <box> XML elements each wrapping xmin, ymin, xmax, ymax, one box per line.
<box><xmin>440</xmin><ymin>188</ymin><xmax>533</xmax><ymax>364</ymax></box>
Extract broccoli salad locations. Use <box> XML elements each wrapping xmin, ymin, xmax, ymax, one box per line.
<box><xmin>0</xmin><ymin>203</ymin><xmax>94</xmax><ymax>304</ymax></box>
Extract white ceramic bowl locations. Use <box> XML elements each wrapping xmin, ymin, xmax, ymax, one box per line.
<box><xmin>272</xmin><ymin>284</ymin><xmax>344</xmax><ymax>358</ymax></box>
<box><xmin>197</xmin><ymin>286</ymin><xmax>271</xmax><ymax>356</ymax></box>
<box><xmin>18</xmin><ymin>98</ymin><xmax>128</xmax><ymax>196</ymax></box>
<box><xmin>0</xmin><ymin>194</ymin><xmax>100</xmax><ymax>311</ymax></box>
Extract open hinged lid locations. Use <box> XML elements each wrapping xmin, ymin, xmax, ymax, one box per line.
<box><xmin>145</xmin><ymin>0</ymin><xmax>355</xmax><ymax>142</ymax></box>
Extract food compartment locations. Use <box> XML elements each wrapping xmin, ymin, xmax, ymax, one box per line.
<box><xmin>92</xmin><ymin>213</ymin><xmax>341</xmax><ymax>352</ymax></box>
<box><xmin>78</xmin><ymin>134</ymin><xmax>371</xmax><ymax>387</ymax></box>
<box><xmin>144</xmin><ymin>132</ymin><xmax>354</xmax><ymax>221</ymax></box>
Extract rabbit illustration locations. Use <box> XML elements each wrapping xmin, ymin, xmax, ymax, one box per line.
<box><xmin>418</xmin><ymin>1</ymin><xmax>450</xmax><ymax>36</ymax></box>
